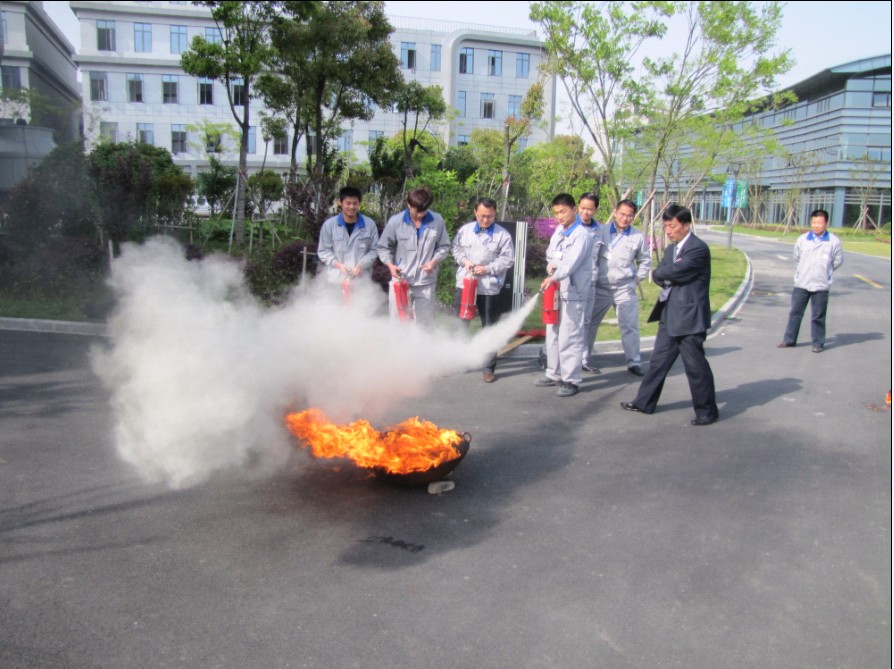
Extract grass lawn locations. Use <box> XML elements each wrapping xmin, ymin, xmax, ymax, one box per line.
<box><xmin>517</xmin><ymin>244</ymin><xmax>747</xmax><ymax>340</ymax></box>
<box><xmin>724</xmin><ymin>225</ymin><xmax>891</xmax><ymax>259</ymax></box>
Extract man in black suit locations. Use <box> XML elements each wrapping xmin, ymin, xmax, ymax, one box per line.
<box><xmin>621</xmin><ymin>204</ymin><xmax>719</xmax><ymax>426</ymax></box>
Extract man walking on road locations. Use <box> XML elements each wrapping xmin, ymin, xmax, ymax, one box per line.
<box><xmin>621</xmin><ymin>204</ymin><xmax>719</xmax><ymax>426</ymax></box>
<box><xmin>777</xmin><ymin>209</ymin><xmax>844</xmax><ymax>353</ymax></box>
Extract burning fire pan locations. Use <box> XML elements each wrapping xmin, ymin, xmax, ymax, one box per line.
<box><xmin>373</xmin><ymin>432</ymin><xmax>471</xmax><ymax>486</ymax></box>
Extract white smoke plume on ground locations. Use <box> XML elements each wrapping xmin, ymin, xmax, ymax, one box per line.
<box><xmin>91</xmin><ymin>237</ymin><xmax>539</xmax><ymax>488</ymax></box>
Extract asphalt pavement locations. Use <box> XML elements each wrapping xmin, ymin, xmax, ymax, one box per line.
<box><xmin>1</xmin><ymin>228</ymin><xmax>890</xmax><ymax>668</ymax></box>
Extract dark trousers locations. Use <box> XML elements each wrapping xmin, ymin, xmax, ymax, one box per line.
<box><xmin>783</xmin><ymin>287</ymin><xmax>829</xmax><ymax>347</ymax></box>
<box><xmin>633</xmin><ymin>328</ymin><xmax>718</xmax><ymax>418</ymax></box>
<box><xmin>455</xmin><ymin>289</ymin><xmax>502</xmax><ymax>372</ymax></box>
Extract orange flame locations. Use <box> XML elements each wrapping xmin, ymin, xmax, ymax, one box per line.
<box><xmin>284</xmin><ymin>408</ymin><xmax>463</xmax><ymax>474</ymax></box>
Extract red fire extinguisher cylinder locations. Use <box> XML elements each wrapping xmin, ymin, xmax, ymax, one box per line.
<box><xmin>459</xmin><ymin>273</ymin><xmax>478</xmax><ymax>320</ymax></box>
<box><xmin>542</xmin><ymin>281</ymin><xmax>560</xmax><ymax>325</ymax></box>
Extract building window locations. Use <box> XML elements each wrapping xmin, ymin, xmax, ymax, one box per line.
<box><xmin>89</xmin><ymin>71</ymin><xmax>108</xmax><ymax>101</ymax></box>
<box><xmin>481</xmin><ymin>93</ymin><xmax>495</xmax><ymax>119</ymax></box>
<box><xmin>459</xmin><ymin>47</ymin><xmax>474</xmax><ymax>74</ymax></box>
<box><xmin>1</xmin><ymin>65</ymin><xmax>21</xmax><ymax>90</ymax></box>
<box><xmin>205</xmin><ymin>26</ymin><xmax>222</xmax><ymax>44</ymax></box>
<box><xmin>171</xmin><ymin>124</ymin><xmax>187</xmax><ymax>154</ymax></box>
<box><xmin>170</xmin><ymin>25</ymin><xmax>188</xmax><ymax>55</ymax></box>
<box><xmin>457</xmin><ymin>91</ymin><xmax>467</xmax><ymax>117</ymax></box>
<box><xmin>369</xmin><ymin>130</ymin><xmax>384</xmax><ymax>143</ymax></box>
<box><xmin>162</xmin><ymin>75</ymin><xmax>179</xmax><ymax>104</ymax></box>
<box><xmin>232</xmin><ymin>78</ymin><xmax>246</xmax><ymax>106</ymax></box>
<box><xmin>457</xmin><ymin>135</ymin><xmax>470</xmax><ymax>147</ymax></box>
<box><xmin>401</xmin><ymin>42</ymin><xmax>416</xmax><ymax>70</ymax></box>
<box><xmin>198</xmin><ymin>77</ymin><xmax>214</xmax><ymax>104</ymax></box>
<box><xmin>337</xmin><ymin>130</ymin><xmax>353</xmax><ymax>154</ymax></box>
<box><xmin>430</xmin><ymin>45</ymin><xmax>441</xmax><ymax>72</ymax></box>
<box><xmin>100</xmin><ymin>121</ymin><xmax>118</xmax><ymax>143</ymax></box>
<box><xmin>508</xmin><ymin>95</ymin><xmax>522</xmax><ymax>118</ymax></box>
<box><xmin>487</xmin><ymin>50</ymin><xmax>502</xmax><ymax>77</ymax></box>
<box><xmin>516</xmin><ymin>53</ymin><xmax>530</xmax><ymax>78</ymax></box>
<box><xmin>1</xmin><ymin>12</ymin><xmax>7</xmax><ymax>46</ymax></box>
<box><xmin>134</xmin><ymin>22</ymin><xmax>152</xmax><ymax>53</ymax></box>
<box><xmin>872</xmin><ymin>92</ymin><xmax>891</xmax><ymax>108</ymax></box>
<box><xmin>137</xmin><ymin>123</ymin><xmax>154</xmax><ymax>145</ymax></box>
<box><xmin>247</xmin><ymin>126</ymin><xmax>256</xmax><ymax>154</ymax></box>
<box><xmin>97</xmin><ymin>20</ymin><xmax>115</xmax><ymax>51</ymax></box>
<box><xmin>273</xmin><ymin>133</ymin><xmax>288</xmax><ymax>155</ymax></box>
<box><xmin>127</xmin><ymin>73</ymin><xmax>144</xmax><ymax>102</ymax></box>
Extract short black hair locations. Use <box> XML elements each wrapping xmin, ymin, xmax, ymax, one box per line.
<box><xmin>662</xmin><ymin>203</ymin><xmax>692</xmax><ymax>225</ymax></box>
<box><xmin>579</xmin><ymin>191</ymin><xmax>600</xmax><ymax>208</ymax></box>
<box><xmin>551</xmin><ymin>193</ymin><xmax>576</xmax><ymax>208</ymax></box>
<box><xmin>475</xmin><ymin>197</ymin><xmax>498</xmax><ymax>211</ymax></box>
<box><xmin>615</xmin><ymin>199</ymin><xmax>637</xmax><ymax>213</ymax></box>
<box><xmin>339</xmin><ymin>186</ymin><xmax>362</xmax><ymax>202</ymax></box>
<box><xmin>407</xmin><ymin>187</ymin><xmax>434</xmax><ymax>211</ymax></box>
<box><xmin>810</xmin><ymin>209</ymin><xmax>829</xmax><ymax>222</ymax></box>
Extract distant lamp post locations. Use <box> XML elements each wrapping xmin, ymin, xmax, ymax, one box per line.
<box><xmin>725</xmin><ymin>162</ymin><xmax>742</xmax><ymax>250</ymax></box>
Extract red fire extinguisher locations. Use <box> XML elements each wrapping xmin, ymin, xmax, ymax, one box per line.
<box><xmin>458</xmin><ymin>272</ymin><xmax>478</xmax><ymax>320</ymax></box>
<box><xmin>542</xmin><ymin>281</ymin><xmax>560</xmax><ymax>325</ymax></box>
<box><xmin>341</xmin><ymin>277</ymin><xmax>352</xmax><ymax>305</ymax></box>
<box><xmin>392</xmin><ymin>277</ymin><xmax>412</xmax><ymax>322</ymax></box>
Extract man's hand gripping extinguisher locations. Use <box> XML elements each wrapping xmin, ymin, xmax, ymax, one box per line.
<box><xmin>458</xmin><ymin>269</ymin><xmax>478</xmax><ymax>320</ymax></box>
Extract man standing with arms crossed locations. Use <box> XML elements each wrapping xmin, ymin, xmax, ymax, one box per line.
<box><xmin>777</xmin><ymin>209</ymin><xmax>844</xmax><ymax>353</ymax></box>
<box><xmin>377</xmin><ymin>187</ymin><xmax>451</xmax><ymax>328</ymax></box>
<box><xmin>535</xmin><ymin>193</ymin><xmax>594</xmax><ymax>398</ymax></box>
<box><xmin>621</xmin><ymin>204</ymin><xmax>719</xmax><ymax>425</ymax></box>
<box><xmin>587</xmin><ymin>199</ymin><xmax>652</xmax><ymax>376</ymax></box>
<box><xmin>453</xmin><ymin>197</ymin><xmax>515</xmax><ymax>383</ymax></box>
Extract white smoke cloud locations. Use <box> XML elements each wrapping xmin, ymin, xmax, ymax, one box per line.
<box><xmin>91</xmin><ymin>237</ymin><xmax>538</xmax><ymax>488</ymax></box>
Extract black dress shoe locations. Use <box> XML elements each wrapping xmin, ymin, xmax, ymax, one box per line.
<box><xmin>691</xmin><ymin>414</ymin><xmax>718</xmax><ymax>426</ymax></box>
<box><xmin>620</xmin><ymin>402</ymin><xmax>645</xmax><ymax>413</ymax></box>
<box><xmin>627</xmin><ymin>365</ymin><xmax>644</xmax><ymax>376</ymax></box>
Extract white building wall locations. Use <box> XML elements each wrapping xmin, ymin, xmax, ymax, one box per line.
<box><xmin>69</xmin><ymin>2</ymin><xmax>556</xmax><ymax>176</ymax></box>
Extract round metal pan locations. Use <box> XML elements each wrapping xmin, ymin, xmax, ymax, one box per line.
<box><xmin>372</xmin><ymin>432</ymin><xmax>471</xmax><ymax>486</ymax></box>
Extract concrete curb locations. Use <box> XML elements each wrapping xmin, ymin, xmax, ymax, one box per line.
<box><xmin>0</xmin><ymin>253</ymin><xmax>755</xmax><ymax>354</ymax></box>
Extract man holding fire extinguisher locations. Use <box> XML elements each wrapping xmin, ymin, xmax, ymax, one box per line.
<box><xmin>452</xmin><ymin>197</ymin><xmax>515</xmax><ymax>383</ymax></box>
<box><xmin>535</xmin><ymin>193</ymin><xmax>595</xmax><ymax>397</ymax></box>
<box><xmin>377</xmin><ymin>187</ymin><xmax>451</xmax><ymax>328</ymax></box>
<box><xmin>317</xmin><ymin>187</ymin><xmax>380</xmax><ymax>296</ymax></box>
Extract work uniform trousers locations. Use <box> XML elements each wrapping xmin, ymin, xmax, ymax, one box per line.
<box><xmin>545</xmin><ymin>298</ymin><xmax>586</xmax><ymax>386</ymax></box>
<box><xmin>633</xmin><ymin>328</ymin><xmax>718</xmax><ymax>419</ymax></box>
<box><xmin>782</xmin><ymin>287</ymin><xmax>830</xmax><ymax>347</ymax></box>
<box><xmin>585</xmin><ymin>283</ymin><xmax>641</xmax><ymax>367</ymax></box>
<box><xmin>389</xmin><ymin>283</ymin><xmax>436</xmax><ymax>328</ymax></box>
<box><xmin>454</xmin><ymin>290</ymin><xmax>502</xmax><ymax>372</ymax></box>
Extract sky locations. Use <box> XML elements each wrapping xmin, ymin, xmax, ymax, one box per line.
<box><xmin>44</xmin><ymin>0</ymin><xmax>892</xmax><ymax>131</ymax></box>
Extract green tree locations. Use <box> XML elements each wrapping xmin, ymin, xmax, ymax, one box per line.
<box><xmin>180</xmin><ymin>1</ymin><xmax>282</xmax><ymax>246</ymax></box>
<box><xmin>86</xmin><ymin>142</ymin><xmax>194</xmax><ymax>251</ymax></box>
<box><xmin>531</xmin><ymin>0</ymin><xmax>674</xmax><ymax>201</ymax></box>
<box><xmin>394</xmin><ymin>81</ymin><xmax>447</xmax><ymax>181</ymax></box>
<box><xmin>197</xmin><ymin>155</ymin><xmax>237</xmax><ymax>216</ymax></box>
<box><xmin>500</xmin><ymin>81</ymin><xmax>544</xmax><ymax>217</ymax></box>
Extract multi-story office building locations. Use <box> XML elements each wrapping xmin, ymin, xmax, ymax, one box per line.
<box><xmin>0</xmin><ymin>1</ymin><xmax>80</xmax><ymax>198</ymax></box>
<box><xmin>0</xmin><ymin>0</ymin><xmax>80</xmax><ymax>139</ymax></box>
<box><xmin>681</xmin><ymin>54</ymin><xmax>891</xmax><ymax>228</ymax></box>
<box><xmin>70</xmin><ymin>1</ymin><xmax>555</xmax><ymax>178</ymax></box>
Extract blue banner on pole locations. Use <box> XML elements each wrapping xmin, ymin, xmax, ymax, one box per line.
<box><xmin>722</xmin><ymin>178</ymin><xmax>735</xmax><ymax>208</ymax></box>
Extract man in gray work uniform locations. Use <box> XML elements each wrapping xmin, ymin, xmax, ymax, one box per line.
<box><xmin>377</xmin><ymin>187</ymin><xmax>451</xmax><ymax>327</ymax></box>
<box><xmin>587</xmin><ymin>198</ymin><xmax>652</xmax><ymax>376</ymax></box>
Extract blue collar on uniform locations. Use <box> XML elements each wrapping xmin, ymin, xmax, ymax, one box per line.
<box><xmin>576</xmin><ymin>214</ymin><xmax>600</xmax><ymax>230</ymax></box>
<box><xmin>474</xmin><ymin>222</ymin><xmax>495</xmax><ymax>236</ymax></box>
<box><xmin>403</xmin><ymin>209</ymin><xmax>434</xmax><ymax>226</ymax></box>
<box><xmin>610</xmin><ymin>221</ymin><xmax>631</xmax><ymax>236</ymax></box>
<box><xmin>807</xmin><ymin>230</ymin><xmax>829</xmax><ymax>241</ymax></box>
<box><xmin>561</xmin><ymin>219</ymin><xmax>582</xmax><ymax>237</ymax></box>
<box><xmin>337</xmin><ymin>213</ymin><xmax>365</xmax><ymax>228</ymax></box>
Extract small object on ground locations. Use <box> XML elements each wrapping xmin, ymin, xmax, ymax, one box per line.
<box><xmin>428</xmin><ymin>480</ymin><xmax>455</xmax><ymax>495</ymax></box>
